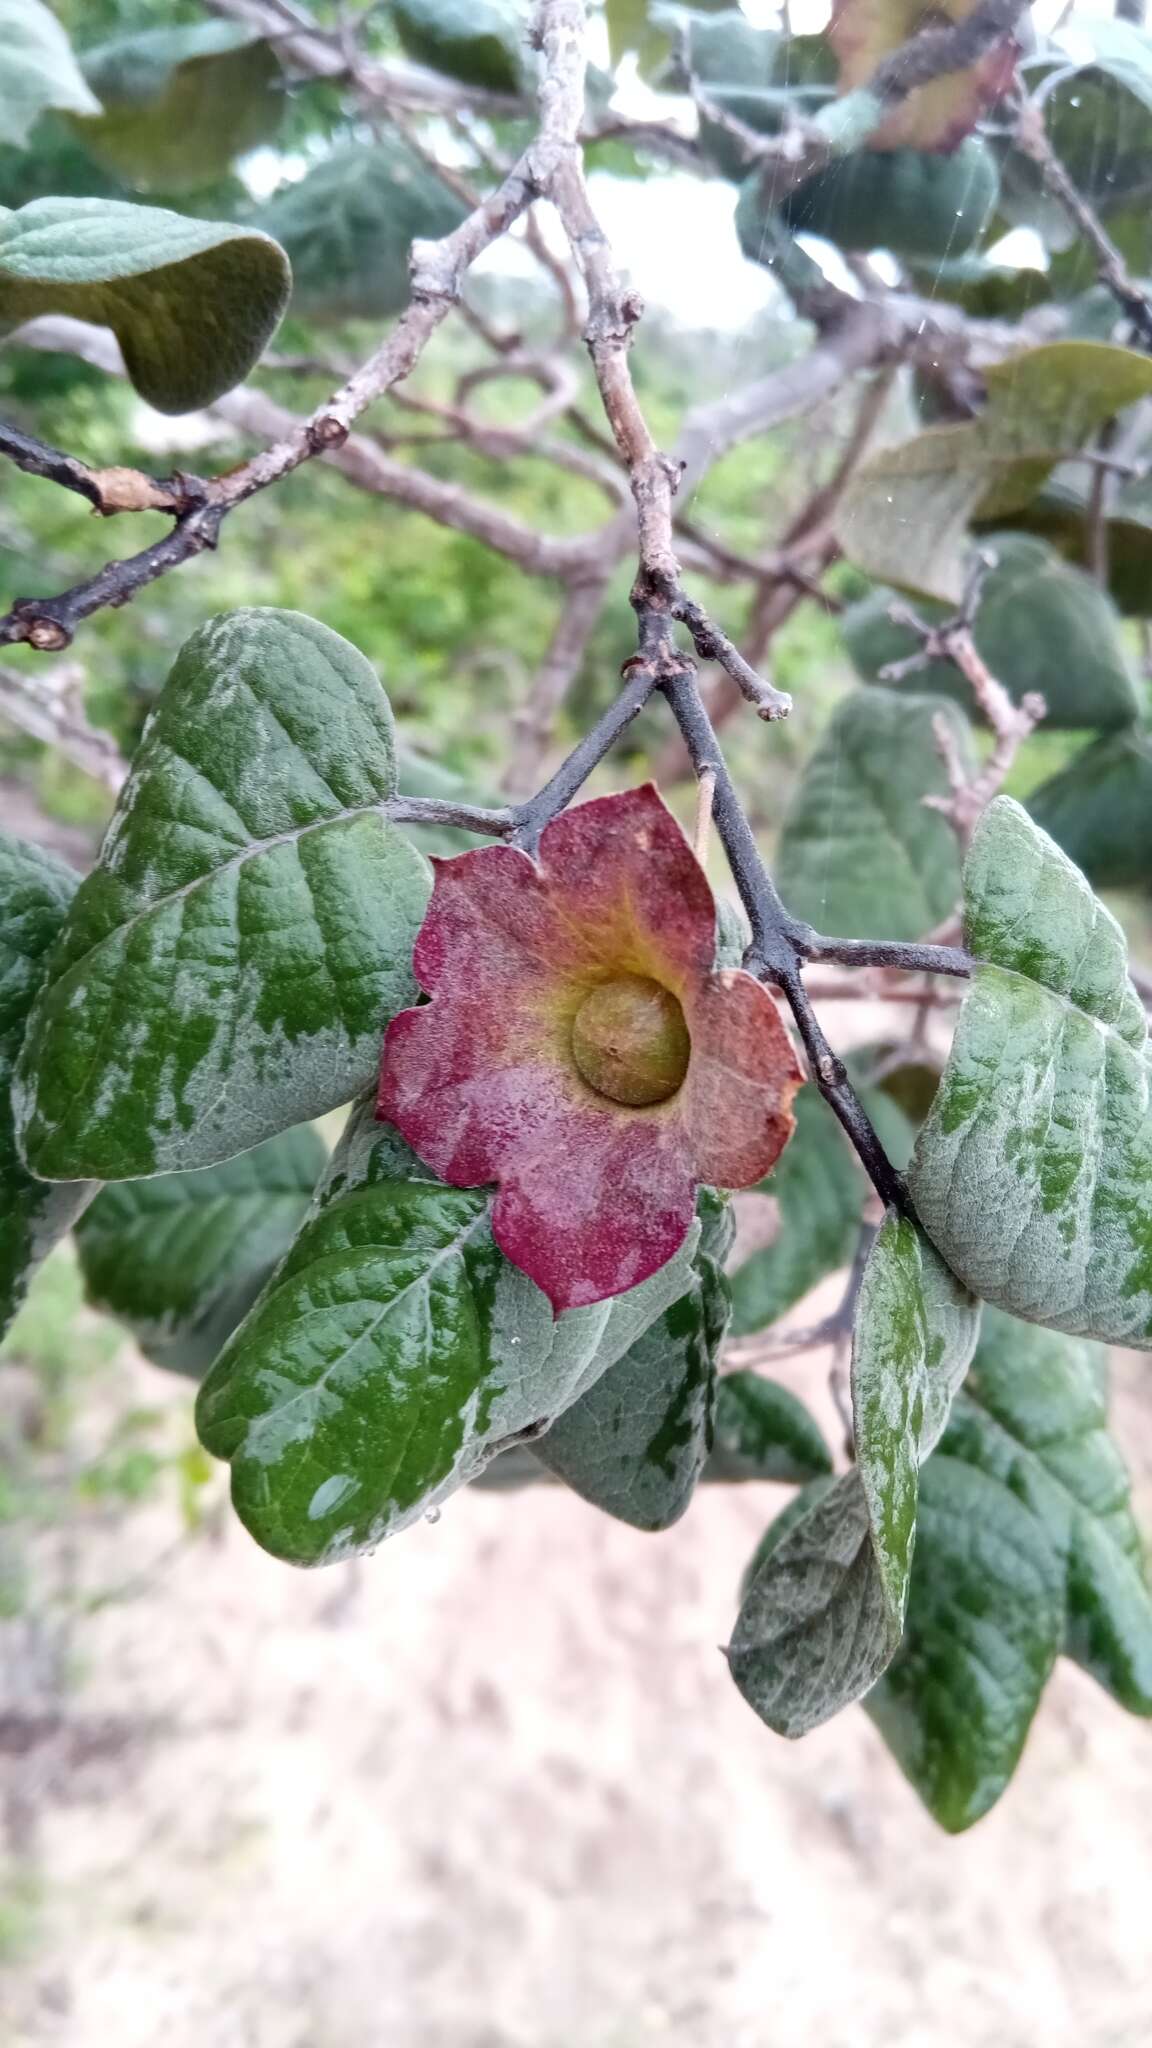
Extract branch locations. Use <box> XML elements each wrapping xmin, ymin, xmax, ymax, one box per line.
<box><xmin>0</xmin><ymin>660</ymin><xmax>127</xmax><ymax>791</ymax></box>
<box><xmin>0</xmin><ymin>50</ymin><xmax>564</xmax><ymax>649</ymax></box>
<box><xmin>206</xmin><ymin>0</ymin><xmax>526</xmax><ymax>114</ymax></box>
<box><xmin>881</xmin><ymin>550</ymin><xmax>1045</xmax><ymax>845</ymax></box>
<box><xmin>798</xmin><ymin>935</ymin><xmax>972</xmax><ymax>976</ymax></box>
<box><xmin>683</xmin><ymin>0</ymin><xmax>1028</xmax><ymax>206</ymax></box>
<box><xmin>1016</xmin><ymin>97</ymin><xmax>1152</xmax><ymax>349</ymax></box>
<box><xmin>0</xmin><ymin>419</ymin><xmax>189</xmax><ymax>515</ymax></box>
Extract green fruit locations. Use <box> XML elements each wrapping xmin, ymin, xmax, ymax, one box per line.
<box><xmin>771</xmin><ymin>139</ymin><xmax>1000</xmax><ymax>260</ymax></box>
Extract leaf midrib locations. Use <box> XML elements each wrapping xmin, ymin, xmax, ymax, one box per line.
<box><xmin>49</xmin><ymin>794</ymin><xmax>405</xmax><ymax>997</ymax></box>
<box><xmin>237</xmin><ymin>1204</ymin><xmax>493</xmax><ymax>1439</ymax></box>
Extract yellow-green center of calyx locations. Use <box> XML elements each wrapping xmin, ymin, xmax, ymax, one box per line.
<box><xmin>571</xmin><ymin>974</ymin><xmax>691</xmax><ymax>1107</ymax></box>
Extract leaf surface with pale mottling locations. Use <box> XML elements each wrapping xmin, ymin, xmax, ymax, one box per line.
<box><xmin>17</xmin><ymin>610</ymin><xmax>429</xmax><ymax>1182</ymax></box>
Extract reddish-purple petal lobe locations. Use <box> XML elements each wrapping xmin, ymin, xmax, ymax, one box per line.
<box><xmin>532</xmin><ymin>783</ymin><xmax>716</xmax><ymax>993</ymax></box>
<box><xmin>377</xmin><ymin>784</ymin><xmax>805</xmax><ymax>1311</ymax></box>
<box><xmin>490</xmin><ymin>1111</ymin><xmax>697</xmax><ymax>1310</ymax></box>
<box><xmin>681</xmin><ymin>970</ymin><xmax>803</xmax><ymax>1186</ymax></box>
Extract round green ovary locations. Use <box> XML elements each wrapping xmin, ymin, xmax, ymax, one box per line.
<box><xmin>570</xmin><ymin>975</ymin><xmax>690</xmax><ymax>1108</ymax></box>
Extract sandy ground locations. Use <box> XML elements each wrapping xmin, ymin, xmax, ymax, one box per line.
<box><xmin>2</xmin><ymin>1307</ymin><xmax>1151</xmax><ymax>2048</ymax></box>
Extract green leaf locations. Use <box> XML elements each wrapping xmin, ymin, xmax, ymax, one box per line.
<box><xmin>729</xmin><ymin>1469</ymin><xmax>893</xmax><ymax>1736</ymax></box>
<box><xmin>728</xmin><ymin>1215</ymin><xmax>980</xmax><ymax>1736</ymax></box>
<box><xmin>16</xmin><ymin>609</ymin><xmax>430</xmax><ymax>1182</ymax></box>
<box><xmin>74</xmin><ymin>1123</ymin><xmax>327</xmax><ymax>1378</ymax></box>
<box><xmin>0</xmin><ymin>0</ymin><xmax>99</xmax><ymax>150</ymax></box>
<box><xmin>738</xmin><ymin>1471</ymin><xmax>838</xmax><ymax>1592</ymax></box>
<box><xmin>909</xmin><ymin>796</ymin><xmax>1152</xmax><ymax>1347</ymax></box>
<box><xmin>1029</xmin><ymin>729</ymin><xmax>1152</xmax><ymax>889</ymax></box>
<box><xmin>852</xmin><ymin>1211</ymin><xmax>983</xmax><ymax>1624</ymax></box>
<box><xmin>863</xmin><ymin>1454</ymin><xmax>1063</xmax><ymax>1831</ymax></box>
<box><xmin>945</xmin><ymin>1309</ymin><xmax>1152</xmax><ymax>1713</ymax></box>
<box><xmin>75</xmin><ymin>22</ymin><xmax>284</xmax><ymax>193</ymax></box>
<box><xmin>0</xmin><ymin>196</ymin><xmax>289</xmax><ymax>412</ymax></box>
<box><xmin>778</xmin><ymin>139</ymin><xmax>1000</xmax><ymax>262</ymax></box>
<box><xmin>999</xmin><ymin>461</ymin><xmax>1152</xmax><ymax>617</ymax></box>
<box><xmin>708</xmin><ymin>1371</ymin><xmax>833</xmax><ymax>1483</ymax></box>
<box><xmin>534</xmin><ymin>1233</ymin><xmax>730</xmax><ymax>1529</ymax></box>
<box><xmin>0</xmin><ymin>833</ymin><xmax>94</xmax><ymax>1339</ymax></box>
<box><xmin>836</xmin><ymin>342</ymin><xmax>1152</xmax><ymax>602</ymax></box>
<box><xmin>908</xmin><ymin>253</ymin><xmax>1051</xmax><ymax>324</ymax></box>
<box><xmin>259</xmin><ymin>140</ymin><xmax>466</xmax><ymax>323</ymax></box>
<box><xmin>196</xmin><ymin>1102</ymin><xmax>695</xmax><ymax>1563</ymax></box>
<box><xmin>775</xmin><ymin>687</ymin><xmax>971</xmax><ymax>942</ymax></box>
<box><xmin>391</xmin><ymin>0</ymin><xmax>528</xmax><ymax>92</ymax></box>
<box><xmin>1021</xmin><ymin>23</ymin><xmax>1152</xmax><ymax>220</ymax></box>
<box><xmin>605</xmin><ymin>0</ymin><xmax>688</xmax><ymax>75</ymax></box>
<box><xmin>728</xmin><ymin>1086</ymin><xmax>864</xmax><ymax>1335</ymax></box>
<box><xmin>842</xmin><ymin>534</ymin><xmax>1140</xmax><ymax>732</ymax></box>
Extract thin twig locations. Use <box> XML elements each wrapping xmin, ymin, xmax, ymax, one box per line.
<box><xmin>1016</xmin><ymin>97</ymin><xmax>1152</xmax><ymax>349</ymax></box>
<box><xmin>881</xmin><ymin>551</ymin><xmax>1045</xmax><ymax>846</ymax></box>
<box><xmin>0</xmin><ymin>661</ymin><xmax>127</xmax><ymax>791</ymax></box>
<box><xmin>0</xmin><ymin>420</ymin><xmax>189</xmax><ymax>516</ymax></box>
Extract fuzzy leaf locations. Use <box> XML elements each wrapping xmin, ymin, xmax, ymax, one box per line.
<box><xmin>535</xmin><ymin>1230</ymin><xmax>730</xmax><ymax>1529</ymax></box>
<box><xmin>852</xmin><ymin>1210</ymin><xmax>983</xmax><ymax>1623</ymax></box>
<box><xmin>776</xmin><ymin>688</ymin><xmax>971</xmax><ymax>942</ymax></box>
<box><xmin>75</xmin><ymin>22</ymin><xmax>283</xmax><ymax>192</ymax></box>
<box><xmin>778</xmin><ymin>139</ymin><xmax>999</xmax><ymax>261</ymax></box>
<box><xmin>75</xmin><ymin>1124</ymin><xmax>326</xmax><ymax>1378</ymax></box>
<box><xmin>392</xmin><ymin>0</ymin><xmax>528</xmax><ymax>93</ymax></box>
<box><xmin>196</xmin><ymin>1102</ymin><xmax>697</xmax><ymax>1564</ymax></box>
<box><xmin>836</xmin><ymin>343</ymin><xmax>1152</xmax><ymax>602</ymax></box>
<box><xmin>16</xmin><ymin>610</ymin><xmax>429</xmax><ymax>1183</ymax></box>
<box><xmin>728</xmin><ymin>1216</ymin><xmax>980</xmax><ymax>1736</ymax></box>
<box><xmin>729</xmin><ymin>1469</ymin><xmax>894</xmax><ymax>1736</ymax></box>
<box><xmin>1023</xmin><ymin>21</ymin><xmax>1152</xmax><ymax>220</ymax></box>
<box><xmin>0</xmin><ymin>196</ymin><xmax>289</xmax><ymax>411</ymax></box>
<box><xmin>379</xmin><ymin>785</ymin><xmax>802</xmax><ymax>1312</ymax></box>
<box><xmin>1002</xmin><ymin>461</ymin><xmax>1152</xmax><ymax>617</ymax></box>
<box><xmin>0</xmin><ymin>834</ymin><xmax>93</xmax><ymax>1339</ymax></box>
<box><xmin>863</xmin><ymin>1454</ymin><xmax>1063</xmax><ymax>1831</ymax></box>
<box><xmin>1028</xmin><ymin>730</ymin><xmax>1152</xmax><ymax>889</ymax></box>
<box><xmin>0</xmin><ymin>0</ymin><xmax>99</xmax><ymax>147</ymax></box>
<box><xmin>843</xmin><ymin>534</ymin><xmax>1140</xmax><ymax>732</ymax></box>
<box><xmin>259</xmin><ymin>141</ymin><xmax>466</xmax><ymax>323</ymax></box>
<box><xmin>944</xmin><ymin>1310</ymin><xmax>1152</xmax><ymax>1713</ymax></box>
<box><xmin>709</xmin><ymin>1372</ymin><xmax>833</xmax><ymax>1483</ymax></box>
<box><xmin>909</xmin><ymin>797</ymin><xmax>1152</xmax><ymax>1346</ymax></box>
<box><xmin>829</xmin><ymin>0</ymin><xmax>1018</xmax><ymax>151</ymax></box>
